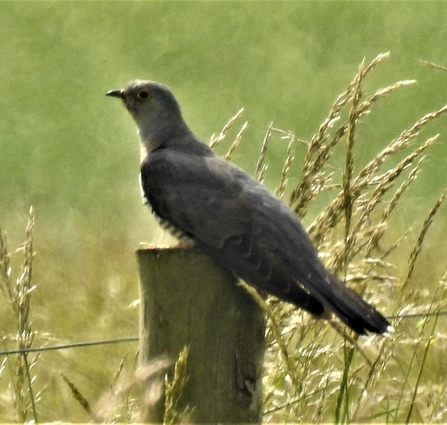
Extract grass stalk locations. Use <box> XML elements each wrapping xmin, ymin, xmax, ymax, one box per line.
<box><xmin>403</xmin><ymin>189</ymin><xmax>447</xmax><ymax>289</ymax></box>
<box><xmin>0</xmin><ymin>208</ymin><xmax>38</xmax><ymax>423</ymax></box>
<box><xmin>256</xmin><ymin>122</ymin><xmax>274</xmax><ymax>183</ymax></box>
<box><xmin>405</xmin><ymin>307</ymin><xmax>439</xmax><ymax>423</ymax></box>
<box><xmin>164</xmin><ymin>346</ymin><xmax>192</xmax><ymax>425</ymax></box>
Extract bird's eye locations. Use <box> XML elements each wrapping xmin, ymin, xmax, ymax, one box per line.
<box><xmin>137</xmin><ymin>89</ymin><xmax>151</xmax><ymax>100</ymax></box>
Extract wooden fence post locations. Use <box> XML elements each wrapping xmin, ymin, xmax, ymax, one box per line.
<box><xmin>137</xmin><ymin>247</ymin><xmax>265</xmax><ymax>423</ymax></box>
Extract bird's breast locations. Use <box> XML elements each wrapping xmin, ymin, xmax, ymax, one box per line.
<box><xmin>151</xmin><ymin>207</ymin><xmax>192</xmax><ymax>243</ymax></box>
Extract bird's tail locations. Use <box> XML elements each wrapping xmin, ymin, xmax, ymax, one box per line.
<box><xmin>315</xmin><ymin>274</ymin><xmax>391</xmax><ymax>335</ymax></box>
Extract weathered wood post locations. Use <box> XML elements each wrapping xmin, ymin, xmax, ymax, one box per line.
<box><xmin>137</xmin><ymin>247</ymin><xmax>265</xmax><ymax>423</ymax></box>
<box><xmin>137</xmin><ymin>248</ymin><xmax>265</xmax><ymax>423</ymax></box>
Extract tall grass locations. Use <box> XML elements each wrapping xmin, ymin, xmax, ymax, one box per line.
<box><xmin>260</xmin><ymin>53</ymin><xmax>447</xmax><ymax>423</ymax></box>
<box><xmin>1</xmin><ymin>52</ymin><xmax>447</xmax><ymax>422</ymax></box>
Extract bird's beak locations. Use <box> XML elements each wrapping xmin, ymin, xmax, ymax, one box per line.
<box><xmin>106</xmin><ymin>89</ymin><xmax>124</xmax><ymax>98</ymax></box>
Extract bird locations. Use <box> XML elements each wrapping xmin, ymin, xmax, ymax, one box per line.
<box><xmin>106</xmin><ymin>80</ymin><xmax>391</xmax><ymax>335</ymax></box>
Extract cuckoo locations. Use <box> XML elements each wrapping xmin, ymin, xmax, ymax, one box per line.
<box><xmin>107</xmin><ymin>80</ymin><xmax>391</xmax><ymax>335</ymax></box>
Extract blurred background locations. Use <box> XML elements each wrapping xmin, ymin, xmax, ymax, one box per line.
<box><xmin>1</xmin><ymin>2</ymin><xmax>447</xmax><ymax>421</ymax></box>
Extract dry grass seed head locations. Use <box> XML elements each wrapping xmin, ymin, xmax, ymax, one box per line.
<box><xmin>224</xmin><ymin>121</ymin><xmax>248</xmax><ymax>161</ymax></box>
<box><xmin>255</xmin><ymin>123</ymin><xmax>274</xmax><ymax>183</ymax></box>
<box><xmin>209</xmin><ymin>108</ymin><xmax>245</xmax><ymax>149</ymax></box>
<box><xmin>164</xmin><ymin>346</ymin><xmax>193</xmax><ymax>425</ymax></box>
<box><xmin>290</xmin><ymin>52</ymin><xmax>391</xmax><ymax>218</ymax></box>
<box><xmin>403</xmin><ymin>188</ymin><xmax>447</xmax><ymax>289</ymax></box>
<box><xmin>275</xmin><ymin>135</ymin><xmax>296</xmax><ymax>199</ymax></box>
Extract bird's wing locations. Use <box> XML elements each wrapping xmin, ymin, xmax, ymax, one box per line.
<box><xmin>142</xmin><ymin>148</ymin><xmax>390</xmax><ymax>333</ymax></box>
<box><xmin>244</xmin><ymin>185</ymin><xmax>391</xmax><ymax>334</ymax></box>
<box><xmin>141</xmin><ymin>149</ymin><xmax>324</xmax><ymax>315</ymax></box>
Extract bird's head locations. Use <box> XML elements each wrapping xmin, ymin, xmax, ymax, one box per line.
<box><xmin>107</xmin><ymin>80</ymin><xmax>189</xmax><ymax>148</ymax></box>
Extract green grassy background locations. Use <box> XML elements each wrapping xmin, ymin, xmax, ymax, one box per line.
<box><xmin>1</xmin><ymin>2</ymin><xmax>447</xmax><ymax>422</ymax></box>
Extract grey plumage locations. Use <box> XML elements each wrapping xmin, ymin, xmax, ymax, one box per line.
<box><xmin>107</xmin><ymin>80</ymin><xmax>391</xmax><ymax>335</ymax></box>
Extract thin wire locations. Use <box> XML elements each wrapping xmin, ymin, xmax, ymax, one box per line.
<box><xmin>387</xmin><ymin>311</ymin><xmax>447</xmax><ymax>320</ymax></box>
<box><xmin>0</xmin><ymin>336</ymin><xmax>138</xmax><ymax>356</ymax></box>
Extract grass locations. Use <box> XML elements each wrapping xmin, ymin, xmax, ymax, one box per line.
<box><xmin>1</xmin><ymin>52</ymin><xmax>447</xmax><ymax>422</ymax></box>
<box><xmin>0</xmin><ymin>208</ymin><xmax>39</xmax><ymax>423</ymax></box>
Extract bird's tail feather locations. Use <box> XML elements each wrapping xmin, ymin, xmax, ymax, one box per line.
<box><xmin>312</xmin><ymin>274</ymin><xmax>391</xmax><ymax>335</ymax></box>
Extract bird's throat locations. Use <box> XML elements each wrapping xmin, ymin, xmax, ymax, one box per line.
<box><xmin>139</xmin><ymin>136</ymin><xmax>162</xmax><ymax>163</ymax></box>
<box><xmin>140</xmin><ymin>143</ymin><xmax>148</xmax><ymax>164</ymax></box>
